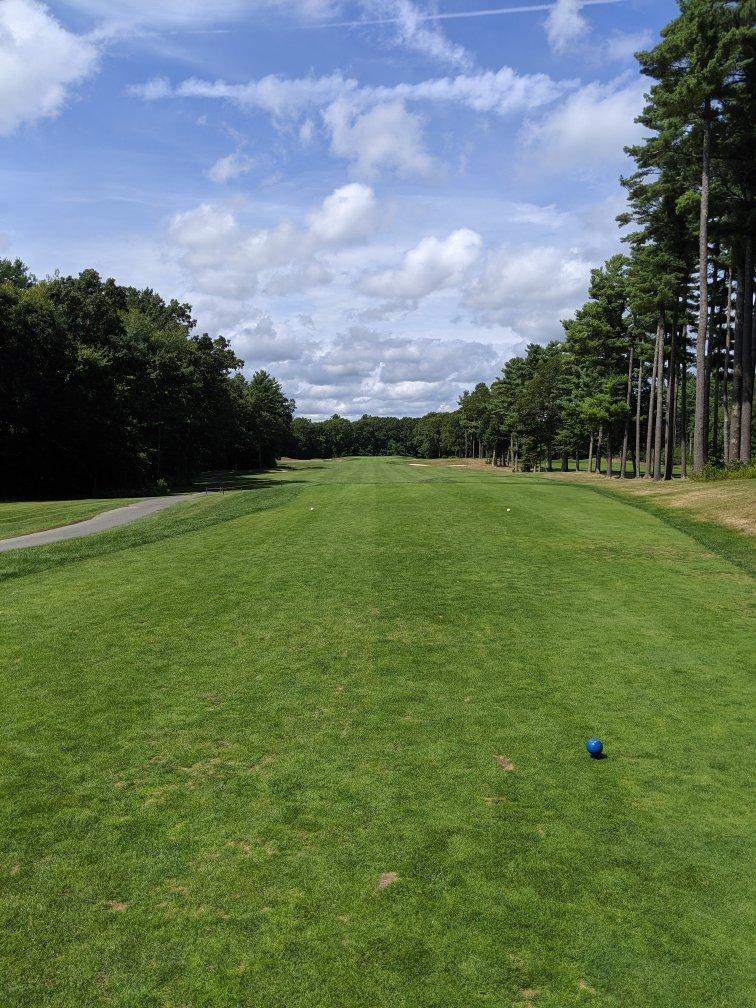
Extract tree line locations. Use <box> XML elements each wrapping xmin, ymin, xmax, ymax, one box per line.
<box><xmin>289</xmin><ymin>412</ymin><xmax>464</xmax><ymax>460</ymax></box>
<box><xmin>2</xmin><ymin>2</ymin><xmax>752</xmax><ymax>493</ymax></box>
<box><xmin>296</xmin><ymin>2</ymin><xmax>754</xmax><ymax>478</ymax></box>
<box><xmin>475</xmin><ymin>0</ymin><xmax>754</xmax><ymax>478</ymax></box>
<box><xmin>0</xmin><ymin>261</ymin><xmax>294</xmax><ymax>497</ymax></box>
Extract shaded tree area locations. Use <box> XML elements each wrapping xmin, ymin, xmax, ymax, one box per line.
<box><xmin>0</xmin><ymin>263</ymin><xmax>293</xmax><ymax>498</ymax></box>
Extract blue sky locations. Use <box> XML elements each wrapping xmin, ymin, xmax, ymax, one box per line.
<box><xmin>1</xmin><ymin>0</ymin><xmax>677</xmax><ymax>418</ymax></box>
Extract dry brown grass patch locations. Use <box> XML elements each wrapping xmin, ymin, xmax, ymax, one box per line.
<box><xmin>376</xmin><ymin>871</ymin><xmax>398</xmax><ymax>890</ymax></box>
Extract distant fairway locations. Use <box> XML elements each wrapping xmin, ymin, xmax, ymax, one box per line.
<box><xmin>1</xmin><ymin>458</ymin><xmax>753</xmax><ymax>1008</ymax></box>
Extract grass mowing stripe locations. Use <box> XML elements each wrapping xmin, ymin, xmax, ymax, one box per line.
<box><xmin>1</xmin><ymin>458</ymin><xmax>753</xmax><ymax>1007</ymax></box>
<box><xmin>0</xmin><ymin>499</ymin><xmax>141</xmax><ymax>539</ymax></box>
<box><xmin>0</xmin><ymin>484</ymin><xmax>303</xmax><ymax>584</ymax></box>
<box><xmin>579</xmin><ymin>480</ymin><xmax>755</xmax><ymax>578</ymax></box>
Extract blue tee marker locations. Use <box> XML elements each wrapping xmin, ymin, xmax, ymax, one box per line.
<box><xmin>586</xmin><ymin>737</ymin><xmax>604</xmax><ymax>757</ymax></box>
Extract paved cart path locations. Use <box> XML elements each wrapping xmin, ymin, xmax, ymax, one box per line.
<box><xmin>0</xmin><ymin>495</ymin><xmax>198</xmax><ymax>553</ymax></box>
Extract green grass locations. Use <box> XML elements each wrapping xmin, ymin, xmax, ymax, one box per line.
<box><xmin>584</xmin><ymin>481</ymin><xmax>756</xmax><ymax>579</ymax></box>
<box><xmin>1</xmin><ymin>457</ymin><xmax>753</xmax><ymax>1008</ymax></box>
<box><xmin>0</xmin><ymin>498</ymin><xmax>139</xmax><ymax>539</ymax></box>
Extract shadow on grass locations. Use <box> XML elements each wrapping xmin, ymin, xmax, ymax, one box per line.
<box><xmin>1</xmin><ymin>466</ymin><xmax>314</xmax><ymax>502</ymax></box>
<box><xmin>188</xmin><ymin>466</ymin><xmax>322</xmax><ymax>491</ymax></box>
<box><xmin>192</xmin><ymin>478</ymin><xmax>308</xmax><ymax>492</ymax></box>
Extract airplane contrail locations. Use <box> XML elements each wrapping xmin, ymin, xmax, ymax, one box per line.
<box><xmin>317</xmin><ymin>0</ymin><xmax>626</xmax><ymax>29</ymax></box>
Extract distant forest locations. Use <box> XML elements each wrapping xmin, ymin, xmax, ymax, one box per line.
<box><xmin>1</xmin><ymin>1</ymin><xmax>753</xmax><ymax>496</ymax></box>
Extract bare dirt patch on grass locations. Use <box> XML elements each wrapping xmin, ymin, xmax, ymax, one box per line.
<box><xmin>376</xmin><ymin>871</ymin><xmax>398</xmax><ymax>891</ymax></box>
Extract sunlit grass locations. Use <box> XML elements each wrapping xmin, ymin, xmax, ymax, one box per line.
<box><xmin>0</xmin><ymin>498</ymin><xmax>139</xmax><ymax>539</ymax></box>
<box><xmin>1</xmin><ymin>458</ymin><xmax>753</xmax><ymax>1007</ymax></box>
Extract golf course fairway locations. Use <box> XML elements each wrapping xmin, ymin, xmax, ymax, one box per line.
<box><xmin>1</xmin><ymin>457</ymin><xmax>753</xmax><ymax>1008</ymax></box>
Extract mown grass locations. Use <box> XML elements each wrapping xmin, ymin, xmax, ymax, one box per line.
<box><xmin>0</xmin><ymin>498</ymin><xmax>140</xmax><ymax>540</ymax></box>
<box><xmin>1</xmin><ymin>457</ymin><xmax>753</xmax><ymax>1008</ymax></box>
<box><xmin>0</xmin><ymin>484</ymin><xmax>301</xmax><ymax>584</ymax></box>
<box><xmin>575</xmin><ymin>479</ymin><xmax>756</xmax><ymax>578</ymax></box>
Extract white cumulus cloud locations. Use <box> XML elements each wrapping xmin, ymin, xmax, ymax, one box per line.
<box><xmin>168</xmin><ymin>183</ymin><xmax>379</xmax><ymax>300</ymax></box>
<box><xmin>0</xmin><ymin>0</ymin><xmax>99</xmax><ymax>135</ymax></box>
<box><xmin>545</xmin><ymin>0</ymin><xmax>589</xmax><ymax>55</ymax></box>
<box><xmin>519</xmin><ymin>75</ymin><xmax>647</xmax><ymax>174</ymax></box>
<box><xmin>466</xmin><ymin>243</ymin><xmax>591</xmax><ymax>338</ymax></box>
<box><xmin>361</xmin><ymin>229</ymin><xmax>482</xmax><ymax>300</ymax></box>
<box><xmin>307</xmin><ymin>183</ymin><xmax>377</xmax><ymax>244</ymax></box>
<box><xmin>324</xmin><ymin>99</ymin><xmax>433</xmax><ymax>178</ymax></box>
<box><xmin>271</xmin><ymin>326</ymin><xmax>504</xmax><ymax>419</ymax></box>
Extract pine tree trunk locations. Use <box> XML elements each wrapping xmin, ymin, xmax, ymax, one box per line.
<box><xmin>730</xmin><ymin>254</ymin><xmax>745</xmax><ymax>460</ymax></box>
<box><xmin>680</xmin><ymin>355</ymin><xmax>688</xmax><ymax>479</ymax></box>
<box><xmin>646</xmin><ymin>325</ymin><xmax>661</xmax><ymax>477</ymax></box>
<box><xmin>606</xmin><ymin>428</ymin><xmax>613</xmax><ymax>478</ymax></box>
<box><xmin>723</xmin><ymin>267</ymin><xmax>732</xmax><ymax>463</ymax></box>
<box><xmin>588</xmin><ymin>431</ymin><xmax>594</xmax><ymax>473</ymax></box>
<box><xmin>664</xmin><ymin>326</ymin><xmax>678</xmax><ymax>480</ymax></box>
<box><xmin>653</xmin><ymin>314</ymin><xmax>666</xmax><ymax>480</ymax></box>
<box><xmin>738</xmin><ymin>236</ymin><xmax>753</xmax><ymax>463</ymax></box>
<box><xmin>596</xmin><ymin>425</ymin><xmax>603</xmax><ymax>475</ymax></box>
<box><xmin>711</xmin><ymin>359</ymin><xmax>719</xmax><ymax>460</ymax></box>
<box><xmin>693</xmin><ymin>113</ymin><xmax>711</xmax><ymax>474</ymax></box>
<box><xmin>620</xmin><ymin>344</ymin><xmax>634</xmax><ymax>478</ymax></box>
<box><xmin>703</xmin><ymin>310</ymin><xmax>711</xmax><ymax>457</ymax></box>
<box><xmin>703</xmin><ymin>257</ymin><xmax>718</xmax><ymax>458</ymax></box>
<box><xmin>635</xmin><ymin>359</ymin><xmax>643</xmax><ymax>478</ymax></box>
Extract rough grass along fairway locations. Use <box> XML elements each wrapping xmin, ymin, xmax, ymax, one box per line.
<box><xmin>0</xmin><ymin>497</ymin><xmax>140</xmax><ymax>540</ymax></box>
<box><xmin>1</xmin><ymin>457</ymin><xmax>753</xmax><ymax>1008</ymax></box>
